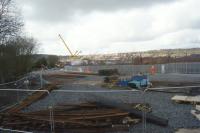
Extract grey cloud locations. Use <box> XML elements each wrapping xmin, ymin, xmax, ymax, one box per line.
<box><xmin>191</xmin><ymin>20</ymin><xmax>200</xmax><ymax>29</ymax></box>
<box><xmin>19</xmin><ymin>0</ymin><xmax>200</xmax><ymax>55</ymax></box>
<box><xmin>24</xmin><ymin>0</ymin><xmax>176</xmax><ymax>22</ymax></box>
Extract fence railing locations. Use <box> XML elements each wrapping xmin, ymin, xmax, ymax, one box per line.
<box><xmin>65</xmin><ymin>62</ymin><xmax>200</xmax><ymax>75</ymax></box>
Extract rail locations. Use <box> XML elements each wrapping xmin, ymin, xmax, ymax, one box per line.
<box><xmin>0</xmin><ymin>127</ymin><xmax>33</xmax><ymax>133</ymax></box>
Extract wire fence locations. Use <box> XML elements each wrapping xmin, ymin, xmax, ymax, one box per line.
<box><xmin>65</xmin><ymin>62</ymin><xmax>200</xmax><ymax>75</ymax></box>
<box><xmin>1</xmin><ymin>85</ymin><xmax>200</xmax><ymax>133</ymax></box>
<box><xmin>0</xmin><ymin>64</ymin><xmax>200</xmax><ymax>132</ymax></box>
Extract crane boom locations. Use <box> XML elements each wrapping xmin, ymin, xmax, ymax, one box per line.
<box><xmin>58</xmin><ymin>34</ymin><xmax>74</xmax><ymax>56</ymax></box>
<box><xmin>75</xmin><ymin>51</ymin><xmax>81</xmax><ymax>56</ymax></box>
<box><xmin>74</xmin><ymin>50</ymin><xmax>78</xmax><ymax>56</ymax></box>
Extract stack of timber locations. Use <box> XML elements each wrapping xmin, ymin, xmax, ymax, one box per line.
<box><xmin>191</xmin><ymin>105</ymin><xmax>200</xmax><ymax>121</ymax></box>
<box><xmin>172</xmin><ymin>95</ymin><xmax>200</xmax><ymax>105</ymax></box>
<box><xmin>175</xmin><ymin>128</ymin><xmax>200</xmax><ymax>133</ymax></box>
<box><xmin>5</xmin><ymin>84</ymin><xmax>57</xmax><ymax>113</ymax></box>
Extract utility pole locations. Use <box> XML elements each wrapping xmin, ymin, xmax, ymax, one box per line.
<box><xmin>140</xmin><ymin>53</ymin><xmax>143</xmax><ymax>65</ymax></box>
<box><xmin>40</xmin><ymin>68</ymin><xmax>43</xmax><ymax>88</ymax></box>
<box><xmin>185</xmin><ymin>51</ymin><xmax>188</xmax><ymax>74</ymax></box>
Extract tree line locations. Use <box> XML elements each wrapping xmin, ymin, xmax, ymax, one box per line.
<box><xmin>0</xmin><ymin>0</ymin><xmax>58</xmax><ymax>83</ymax></box>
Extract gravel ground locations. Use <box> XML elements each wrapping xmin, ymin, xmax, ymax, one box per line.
<box><xmin>24</xmin><ymin>76</ymin><xmax>200</xmax><ymax>133</ymax></box>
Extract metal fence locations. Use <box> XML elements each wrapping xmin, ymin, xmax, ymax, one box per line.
<box><xmin>66</xmin><ymin>62</ymin><xmax>200</xmax><ymax>75</ymax></box>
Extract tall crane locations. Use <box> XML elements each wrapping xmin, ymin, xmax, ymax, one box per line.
<box><xmin>74</xmin><ymin>50</ymin><xmax>82</xmax><ymax>56</ymax></box>
<box><xmin>58</xmin><ymin>34</ymin><xmax>81</xmax><ymax>57</ymax></box>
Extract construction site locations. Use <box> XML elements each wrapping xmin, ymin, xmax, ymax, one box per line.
<box><xmin>1</xmin><ymin>63</ymin><xmax>200</xmax><ymax>133</ymax></box>
<box><xmin>0</xmin><ymin>37</ymin><xmax>200</xmax><ymax>133</ymax></box>
<box><xmin>1</xmin><ymin>0</ymin><xmax>200</xmax><ymax>133</ymax></box>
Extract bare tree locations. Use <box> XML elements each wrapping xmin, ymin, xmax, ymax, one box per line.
<box><xmin>0</xmin><ymin>0</ymin><xmax>37</xmax><ymax>83</ymax></box>
<box><xmin>0</xmin><ymin>0</ymin><xmax>22</xmax><ymax>44</ymax></box>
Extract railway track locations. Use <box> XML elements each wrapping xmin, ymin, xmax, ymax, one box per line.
<box><xmin>0</xmin><ymin>102</ymin><xmax>140</xmax><ymax>133</ymax></box>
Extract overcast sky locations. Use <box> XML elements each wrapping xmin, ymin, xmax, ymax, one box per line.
<box><xmin>17</xmin><ymin>0</ymin><xmax>200</xmax><ymax>55</ymax></box>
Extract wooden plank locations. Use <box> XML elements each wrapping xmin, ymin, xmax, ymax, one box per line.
<box><xmin>7</xmin><ymin>84</ymin><xmax>57</xmax><ymax>113</ymax></box>
<box><xmin>171</xmin><ymin>95</ymin><xmax>200</xmax><ymax>104</ymax></box>
<box><xmin>191</xmin><ymin>110</ymin><xmax>200</xmax><ymax>121</ymax></box>
<box><xmin>196</xmin><ymin>105</ymin><xmax>200</xmax><ymax>111</ymax></box>
<box><xmin>175</xmin><ymin>128</ymin><xmax>200</xmax><ymax>133</ymax></box>
<box><xmin>191</xmin><ymin>105</ymin><xmax>200</xmax><ymax>121</ymax></box>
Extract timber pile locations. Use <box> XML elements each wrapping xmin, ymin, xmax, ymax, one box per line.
<box><xmin>172</xmin><ymin>95</ymin><xmax>200</xmax><ymax>105</ymax></box>
<box><xmin>175</xmin><ymin>128</ymin><xmax>200</xmax><ymax>133</ymax></box>
<box><xmin>0</xmin><ymin>102</ymin><xmax>140</xmax><ymax>133</ymax></box>
<box><xmin>6</xmin><ymin>84</ymin><xmax>57</xmax><ymax>113</ymax></box>
<box><xmin>191</xmin><ymin>105</ymin><xmax>200</xmax><ymax>121</ymax></box>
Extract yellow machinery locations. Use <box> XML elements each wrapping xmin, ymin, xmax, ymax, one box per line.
<box><xmin>58</xmin><ymin>34</ymin><xmax>81</xmax><ymax>58</ymax></box>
